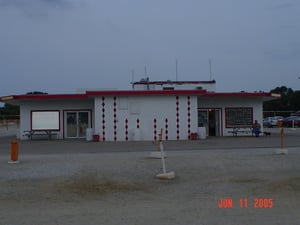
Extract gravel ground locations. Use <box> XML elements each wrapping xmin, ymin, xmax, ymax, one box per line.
<box><xmin>0</xmin><ymin>128</ymin><xmax>300</xmax><ymax>225</ymax></box>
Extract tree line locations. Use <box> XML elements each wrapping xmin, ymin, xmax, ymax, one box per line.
<box><xmin>0</xmin><ymin>104</ymin><xmax>20</xmax><ymax>118</ymax></box>
<box><xmin>0</xmin><ymin>91</ymin><xmax>47</xmax><ymax>117</ymax></box>
<box><xmin>263</xmin><ymin>86</ymin><xmax>300</xmax><ymax>113</ymax></box>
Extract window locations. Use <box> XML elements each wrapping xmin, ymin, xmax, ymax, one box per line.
<box><xmin>31</xmin><ymin>111</ymin><xmax>60</xmax><ymax>130</ymax></box>
<box><xmin>129</xmin><ymin>101</ymin><xmax>140</xmax><ymax>114</ymax></box>
<box><xmin>118</xmin><ymin>97</ymin><xmax>128</xmax><ymax>110</ymax></box>
<box><xmin>225</xmin><ymin>107</ymin><xmax>253</xmax><ymax>128</ymax></box>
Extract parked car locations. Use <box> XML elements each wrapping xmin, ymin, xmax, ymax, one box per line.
<box><xmin>263</xmin><ymin>116</ymin><xmax>283</xmax><ymax>127</ymax></box>
<box><xmin>291</xmin><ymin>111</ymin><xmax>300</xmax><ymax>116</ymax></box>
<box><xmin>281</xmin><ymin>116</ymin><xmax>300</xmax><ymax>127</ymax></box>
<box><xmin>263</xmin><ymin>117</ymin><xmax>272</xmax><ymax>127</ymax></box>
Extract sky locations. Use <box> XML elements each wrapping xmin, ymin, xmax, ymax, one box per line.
<box><xmin>0</xmin><ymin>0</ymin><xmax>299</xmax><ymax>97</ymax></box>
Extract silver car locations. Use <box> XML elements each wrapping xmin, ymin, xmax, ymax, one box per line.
<box><xmin>263</xmin><ymin>116</ymin><xmax>283</xmax><ymax>127</ymax></box>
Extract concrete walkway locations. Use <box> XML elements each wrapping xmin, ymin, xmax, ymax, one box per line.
<box><xmin>0</xmin><ymin>128</ymin><xmax>299</xmax><ymax>155</ymax></box>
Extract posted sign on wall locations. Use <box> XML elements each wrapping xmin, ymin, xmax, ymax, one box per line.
<box><xmin>31</xmin><ymin>111</ymin><xmax>60</xmax><ymax>130</ymax></box>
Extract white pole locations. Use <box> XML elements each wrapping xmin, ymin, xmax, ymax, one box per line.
<box><xmin>155</xmin><ymin>128</ymin><xmax>175</xmax><ymax>179</ymax></box>
<box><xmin>160</xmin><ymin>141</ymin><xmax>167</xmax><ymax>174</ymax></box>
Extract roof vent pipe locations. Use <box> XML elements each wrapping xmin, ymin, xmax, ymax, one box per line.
<box><xmin>146</xmin><ymin>77</ymin><xmax>150</xmax><ymax>90</ymax></box>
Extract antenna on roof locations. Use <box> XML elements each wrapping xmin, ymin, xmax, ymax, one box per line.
<box><xmin>144</xmin><ymin>66</ymin><xmax>147</xmax><ymax>78</ymax></box>
<box><xmin>144</xmin><ymin>66</ymin><xmax>150</xmax><ymax>90</ymax></box>
<box><xmin>209</xmin><ymin>58</ymin><xmax>213</xmax><ymax>80</ymax></box>
<box><xmin>175</xmin><ymin>58</ymin><xmax>178</xmax><ymax>81</ymax></box>
<box><xmin>131</xmin><ymin>69</ymin><xmax>135</xmax><ymax>83</ymax></box>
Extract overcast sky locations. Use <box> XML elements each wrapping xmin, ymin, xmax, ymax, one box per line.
<box><xmin>0</xmin><ymin>0</ymin><xmax>299</xmax><ymax>96</ymax></box>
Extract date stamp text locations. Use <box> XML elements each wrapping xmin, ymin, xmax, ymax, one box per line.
<box><xmin>218</xmin><ymin>198</ymin><xmax>273</xmax><ymax>209</ymax></box>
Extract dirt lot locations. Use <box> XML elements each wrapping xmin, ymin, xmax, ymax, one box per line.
<box><xmin>0</xmin><ymin>129</ymin><xmax>300</xmax><ymax>225</ymax></box>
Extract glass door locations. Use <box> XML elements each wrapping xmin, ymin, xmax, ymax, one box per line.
<box><xmin>65</xmin><ymin>111</ymin><xmax>90</xmax><ymax>138</ymax></box>
<box><xmin>66</xmin><ymin>112</ymin><xmax>77</xmax><ymax>137</ymax></box>
<box><xmin>214</xmin><ymin>109</ymin><xmax>221</xmax><ymax>136</ymax></box>
<box><xmin>198</xmin><ymin>109</ymin><xmax>221</xmax><ymax>136</ymax></box>
<box><xmin>78</xmin><ymin>112</ymin><xmax>89</xmax><ymax>137</ymax></box>
<box><xmin>198</xmin><ymin>110</ymin><xmax>208</xmax><ymax>131</ymax></box>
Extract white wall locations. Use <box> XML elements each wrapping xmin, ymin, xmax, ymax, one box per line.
<box><xmin>19</xmin><ymin>99</ymin><xmax>93</xmax><ymax>140</ymax></box>
<box><xmin>94</xmin><ymin>95</ymin><xmax>198</xmax><ymax>141</ymax></box>
<box><xmin>198</xmin><ymin>97</ymin><xmax>264</xmax><ymax>136</ymax></box>
<box><xmin>18</xmin><ymin>95</ymin><xmax>265</xmax><ymax>140</ymax></box>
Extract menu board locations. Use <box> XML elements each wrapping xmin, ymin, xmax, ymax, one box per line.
<box><xmin>31</xmin><ymin>111</ymin><xmax>60</xmax><ymax>130</ymax></box>
<box><xmin>225</xmin><ymin>108</ymin><xmax>253</xmax><ymax>127</ymax></box>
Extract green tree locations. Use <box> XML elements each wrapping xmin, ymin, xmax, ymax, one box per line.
<box><xmin>290</xmin><ymin>90</ymin><xmax>300</xmax><ymax>111</ymax></box>
<box><xmin>0</xmin><ymin>103</ymin><xmax>20</xmax><ymax>116</ymax></box>
<box><xmin>263</xmin><ymin>86</ymin><xmax>299</xmax><ymax>112</ymax></box>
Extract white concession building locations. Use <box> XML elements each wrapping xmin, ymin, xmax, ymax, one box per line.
<box><xmin>0</xmin><ymin>80</ymin><xmax>278</xmax><ymax>141</ymax></box>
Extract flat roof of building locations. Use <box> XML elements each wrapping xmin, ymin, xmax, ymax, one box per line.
<box><xmin>0</xmin><ymin>90</ymin><xmax>280</xmax><ymax>105</ymax></box>
<box><xmin>132</xmin><ymin>80</ymin><xmax>216</xmax><ymax>85</ymax></box>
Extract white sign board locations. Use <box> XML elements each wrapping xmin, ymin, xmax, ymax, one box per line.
<box><xmin>31</xmin><ymin>111</ymin><xmax>60</xmax><ymax>130</ymax></box>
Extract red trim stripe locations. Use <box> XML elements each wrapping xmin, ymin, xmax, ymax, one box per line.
<box><xmin>87</xmin><ymin>90</ymin><xmax>206</xmax><ymax>96</ymax></box>
<box><xmin>1</xmin><ymin>90</ymin><xmax>279</xmax><ymax>102</ymax></box>
<box><xmin>203</xmin><ymin>92</ymin><xmax>275</xmax><ymax>97</ymax></box>
<box><xmin>132</xmin><ymin>80</ymin><xmax>216</xmax><ymax>85</ymax></box>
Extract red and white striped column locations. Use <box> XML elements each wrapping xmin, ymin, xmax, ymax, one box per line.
<box><xmin>165</xmin><ymin>118</ymin><xmax>169</xmax><ymax>140</ymax></box>
<box><xmin>125</xmin><ymin>118</ymin><xmax>128</xmax><ymax>142</ymax></box>
<box><xmin>176</xmin><ymin>96</ymin><xmax>180</xmax><ymax>140</ymax></box>
<box><xmin>153</xmin><ymin>118</ymin><xmax>157</xmax><ymax>141</ymax></box>
<box><xmin>102</xmin><ymin>97</ymin><xmax>106</xmax><ymax>142</ymax></box>
<box><xmin>187</xmin><ymin>96</ymin><xmax>191</xmax><ymax>139</ymax></box>
<box><xmin>113</xmin><ymin>96</ymin><xmax>117</xmax><ymax>142</ymax></box>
